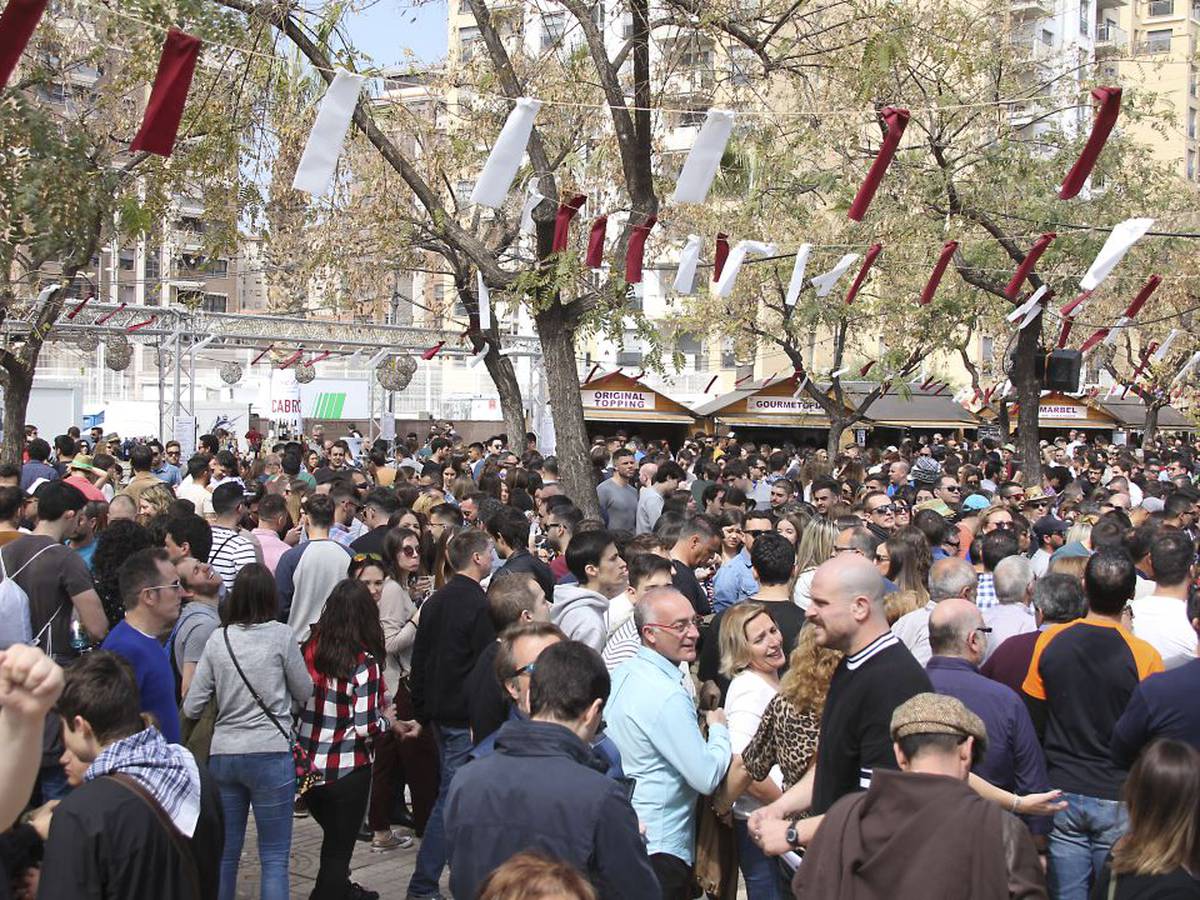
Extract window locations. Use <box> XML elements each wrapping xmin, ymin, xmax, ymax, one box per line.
<box><xmin>1079</xmin><ymin>0</ymin><xmax>1089</xmax><ymax>35</ymax></box>
<box><xmin>1144</xmin><ymin>28</ymin><xmax>1173</xmax><ymax>52</ymax></box>
<box><xmin>1148</xmin><ymin>0</ymin><xmax>1174</xmax><ymax>15</ymax></box>
<box><xmin>541</xmin><ymin>12</ymin><xmax>566</xmax><ymax>50</ymax></box>
<box><xmin>177</xmin><ymin>216</ymin><xmax>205</xmax><ymax>234</ymax></box>
<box><xmin>730</xmin><ymin>49</ymin><xmax>755</xmax><ymax>86</ymax></box>
<box><xmin>675</xmin><ymin>332</ymin><xmax>704</xmax><ymax>370</ymax></box>
<box><xmin>981</xmin><ymin>335</ymin><xmax>995</xmax><ymax>367</ymax></box>
<box><xmin>144</xmin><ymin>248</ymin><xmax>160</xmax><ymax>281</ymax></box>
<box><xmin>1189</xmin><ymin>149</ymin><xmax>1197</xmax><ymax>179</ymax></box>
<box><xmin>617</xmin><ymin>331</ymin><xmax>643</xmax><ymax>367</ymax></box>
<box><xmin>204</xmin><ymin>258</ymin><xmax>229</xmax><ymax>278</ymax></box>
<box><xmin>1041</xmin><ymin>28</ymin><xmax>1053</xmax><ymax>45</ymax></box>
<box><xmin>620</xmin><ymin>13</ymin><xmax>635</xmax><ymax>38</ymax></box>
<box><xmin>118</xmin><ymin>250</ymin><xmax>135</xmax><ymax>271</ymax></box>
<box><xmin>721</xmin><ymin>337</ymin><xmax>738</xmax><ymax>369</ymax></box>
<box><xmin>459</xmin><ymin>26</ymin><xmax>480</xmax><ymax>61</ymax></box>
<box><xmin>590</xmin><ymin>0</ymin><xmax>604</xmax><ymax>29</ymax></box>
<box><xmin>202</xmin><ymin>293</ymin><xmax>227</xmax><ymax>313</ymax></box>
<box><xmin>1190</xmin><ymin>107</ymin><xmax>1197</xmax><ymax>139</ymax></box>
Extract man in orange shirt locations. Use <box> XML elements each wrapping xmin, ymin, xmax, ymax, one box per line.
<box><xmin>1022</xmin><ymin>548</ymin><xmax>1163</xmax><ymax>900</ymax></box>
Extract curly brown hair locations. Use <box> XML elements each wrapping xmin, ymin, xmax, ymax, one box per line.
<box><xmin>778</xmin><ymin>626</ymin><xmax>841</xmax><ymax>717</ymax></box>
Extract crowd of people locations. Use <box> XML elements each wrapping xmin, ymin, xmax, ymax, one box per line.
<box><xmin>0</xmin><ymin>419</ymin><xmax>1198</xmax><ymax>900</ymax></box>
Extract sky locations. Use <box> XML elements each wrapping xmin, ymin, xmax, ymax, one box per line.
<box><xmin>342</xmin><ymin>0</ymin><xmax>448</xmax><ymax>69</ymax></box>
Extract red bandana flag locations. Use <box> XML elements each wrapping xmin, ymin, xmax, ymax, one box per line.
<box><xmin>847</xmin><ymin>107</ymin><xmax>910</xmax><ymax>222</ymax></box>
<box><xmin>131</xmin><ymin>29</ymin><xmax>202</xmax><ymax>157</ymax></box>
<box><xmin>551</xmin><ymin>194</ymin><xmax>587</xmax><ymax>253</ymax></box>
<box><xmin>919</xmin><ymin>240</ymin><xmax>958</xmax><ymax>305</ymax></box>
<box><xmin>625</xmin><ymin>215</ymin><xmax>657</xmax><ymax>285</ymax></box>
<box><xmin>1059</xmin><ymin>87</ymin><xmax>1121</xmax><ymax>200</ymax></box>
<box><xmin>844</xmin><ymin>243</ymin><xmax>882</xmax><ymax>305</ymax></box>
<box><xmin>1123</xmin><ymin>275</ymin><xmax>1161</xmax><ymax>320</ymax></box>
<box><xmin>585</xmin><ymin>216</ymin><xmax>608</xmax><ymax>268</ymax></box>
<box><xmin>713</xmin><ymin>233</ymin><xmax>730</xmax><ymax>281</ymax></box>
<box><xmin>421</xmin><ymin>341</ymin><xmax>445</xmax><ymax>361</ymax></box>
<box><xmin>0</xmin><ymin>0</ymin><xmax>49</xmax><ymax>90</ymax></box>
<box><xmin>1005</xmin><ymin>233</ymin><xmax>1056</xmax><ymax>300</ymax></box>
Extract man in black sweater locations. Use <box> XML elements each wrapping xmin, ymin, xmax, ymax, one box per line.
<box><xmin>407</xmin><ymin>527</ymin><xmax>498</xmax><ymax>900</ymax></box>
<box><xmin>747</xmin><ymin>553</ymin><xmax>930</xmax><ymax>854</ymax></box>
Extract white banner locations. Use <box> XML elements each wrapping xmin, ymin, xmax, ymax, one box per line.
<box><xmin>582</xmin><ymin>389</ymin><xmax>656</xmax><ymax>410</ymax></box>
<box><xmin>1040</xmin><ymin>403</ymin><xmax>1085</xmax><ymax>419</ymax></box>
<box><xmin>746</xmin><ymin>397</ymin><xmax>825</xmax><ymax>415</ymax></box>
<box><xmin>266</xmin><ymin>369</ymin><xmax>302</xmax><ymax>432</ymax></box>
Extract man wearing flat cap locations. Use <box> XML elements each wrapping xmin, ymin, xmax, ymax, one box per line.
<box><xmin>794</xmin><ymin>693</ymin><xmax>1047</xmax><ymax>900</ymax></box>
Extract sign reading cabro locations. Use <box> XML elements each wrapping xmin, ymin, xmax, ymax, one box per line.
<box><xmin>583</xmin><ymin>388</ymin><xmax>657</xmax><ymax>410</ymax></box>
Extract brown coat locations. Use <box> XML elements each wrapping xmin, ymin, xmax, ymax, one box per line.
<box><xmin>792</xmin><ymin>769</ymin><xmax>1046</xmax><ymax>900</ymax></box>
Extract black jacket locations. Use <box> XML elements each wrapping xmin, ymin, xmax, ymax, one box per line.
<box><xmin>444</xmin><ymin>719</ymin><xmax>658</xmax><ymax>900</ymax></box>
<box><xmin>495</xmin><ymin>548</ymin><xmax>556</xmax><ymax>604</ymax></box>
<box><xmin>409</xmin><ymin>574</ymin><xmax>496</xmax><ymax>726</ymax></box>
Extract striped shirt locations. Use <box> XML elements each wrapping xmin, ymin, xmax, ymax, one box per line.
<box><xmin>209</xmin><ymin>526</ymin><xmax>259</xmax><ymax>595</ymax></box>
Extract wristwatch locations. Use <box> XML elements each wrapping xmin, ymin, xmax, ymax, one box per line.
<box><xmin>785</xmin><ymin>817</ymin><xmax>802</xmax><ymax>850</ymax></box>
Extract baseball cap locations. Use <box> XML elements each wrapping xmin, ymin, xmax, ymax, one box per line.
<box><xmin>1032</xmin><ymin>514</ymin><xmax>1069</xmax><ymax>538</ymax></box>
<box><xmin>961</xmin><ymin>494</ymin><xmax>991</xmax><ymax>512</ymax></box>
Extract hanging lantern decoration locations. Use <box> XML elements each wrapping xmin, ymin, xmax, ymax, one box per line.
<box><xmin>104</xmin><ymin>334</ymin><xmax>132</xmax><ymax>371</ymax></box>
<box><xmin>220</xmin><ymin>361</ymin><xmax>243</xmax><ymax>385</ymax></box>
<box><xmin>376</xmin><ymin>354</ymin><xmax>417</xmax><ymax>391</ymax></box>
<box><xmin>294</xmin><ymin>361</ymin><xmax>316</xmax><ymax>384</ymax></box>
<box><xmin>76</xmin><ymin>332</ymin><xmax>100</xmax><ymax>352</ymax></box>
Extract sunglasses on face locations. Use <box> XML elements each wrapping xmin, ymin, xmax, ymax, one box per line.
<box><xmin>869</xmin><ymin>505</ymin><xmax>895</xmax><ymax>515</ymax></box>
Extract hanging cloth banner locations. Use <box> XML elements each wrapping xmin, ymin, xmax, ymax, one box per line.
<box><xmin>673</xmin><ymin>234</ymin><xmax>704</xmax><ymax>295</ymax></box>
<box><xmin>1152</xmin><ymin>329</ymin><xmax>1181</xmax><ymax>363</ymax></box>
<box><xmin>792</xmin><ymin>375</ymin><xmax>810</xmax><ymax>398</ymax></box>
<box><xmin>585</xmin><ymin>215</ymin><xmax>608</xmax><ymax>268</ymax></box>
<box><xmin>713</xmin><ymin>233</ymin><xmax>730</xmax><ymax>281</ymax></box>
<box><xmin>1080</xmin><ymin>217</ymin><xmax>1155</xmax><ymax>291</ymax></box>
<box><xmin>1005</xmin><ymin>284</ymin><xmax>1049</xmax><ymax>330</ymax></box>
<box><xmin>1059</xmin><ymin>289</ymin><xmax>1094</xmax><ymax>319</ymax></box>
<box><xmin>670</xmin><ymin>109</ymin><xmax>735</xmax><ymax>204</ymax></box>
<box><xmin>714</xmin><ymin>240</ymin><xmax>776</xmax><ymax>297</ymax></box>
<box><xmin>292</xmin><ymin>70</ymin><xmax>365</xmax><ymax>194</ymax></box>
<box><xmin>625</xmin><ymin>215</ymin><xmax>657</xmax><ymax>284</ymax></box>
<box><xmin>847</xmin><ymin>107</ymin><xmax>910</xmax><ymax>222</ymax></box>
<box><xmin>844</xmin><ymin>243</ymin><xmax>883</xmax><ymax>305</ymax></box>
<box><xmin>421</xmin><ymin>341</ymin><xmax>446</xmax><ymax>360</ymax></box>
<box><xmin>476</xmin><ymin>271</ymin><xmax>491</xmax><ymax>331</ymax></box>
<box><xmin>919</xmin><ymin>240</ymin><xmax>958</xmax><ymax>305</ymax></box>
<box><xmin>519</xmin><ymin>181</ymin><xmax>547</xmax><ymax>235</ymax></box>
<box><xmin>130</xmin><ymin>29</ymin><xmax>202</xmax><ymax>157</ymax></box>
<box><xmin>468</xmin><ymin>343</ymin><xmax>490</xmax><ymax>368</ymax></box>
<box><xmin>551</xmin><ymin>194</ymin><xmax>587</xmax><ymax>252</ymax></box>
<box><xmin>1059</xmin><ymin>87</ymin><xmax>1122</xmax><ymax>200</ymax></box>
<box><xmin>1102</xmin><ymin>317</ymin><xmax>1132</xmax><ymax>346</ymax></box>
<box><xmin>811</xmin><ymin>253</ymin><xmax>860</xmax><ymax>297</ymax></box>
<box><xmin>784</xmin><ymin>244</ymin><xmax>813</xmax><ymax>307</ymax></box>
<box><xmin>1121</xmin><ymin>274</ymin><xmax>1161</xmax><ymax>320</ymax></box>
<box><xmin>470</xmin><ymin>97</ymin><xmax>541</xmax><ymax>208</ymax></box>
<box><xmin>1079</xmin><ymin>325</ymin><xmax>1115</xmax><ymax>353</ymax></box>
<box><xmin>0</xmin><ymin>0</ymin><xmax>49</xmax><ymax>90</ymax></box>
<box><xmin>1004</xmin><ymin>232</ymin><xmax>1056</xmax><ymax>300</ymax></box>
<box><xmin>1171</xmin><ymin>350</ymin><xmax>1200</xmax><ymax>386</ymax></box>
<box><xmin>1056</xmin><ymin>319</ymin><xmax>1074</xmax><ymax>349</ymax></box>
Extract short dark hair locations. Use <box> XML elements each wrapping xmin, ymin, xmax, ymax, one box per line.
<box><xmin>1033</xmin><ymin>573</ymin><xmax>1087</xmax><ymax>624</ymax></box>
<box><xmin>34</xmin><ymin>480</ymin><xmax>86</xmax><ymax>522</ymax></box>
<box><xmin>165</xmin><ymin>513</ymin><xmax>213</xmax><ymax>562</ymax></box>
<box><xmin>186</xmin><ymin>454</ymin><xmax>211</xmax><ymax>479</ymax></box>
<box><xmin>546</xmin><ymin>502</ymin><xmax>584</xmax><ymax>534</ymax></box>
<box><xmin>897</xmin><ymin>732</ymin><xmax>983</xmax><ymax>768</ymax></box>
<box><xmin>118</xmin><ymin>547</ymin><xmax>170</xmax><ymax>610</ymax></box>
<box><xmin>258</xmin><ymin>492</ymin><xmax>289</xmax><ymax>522</ymax></box>
<box><xmin>528</xmin><ymin>640</ymin><xmax>610</xmax><ymax>722</ymax></box>
<box><xmin>430</xmin><ymin>503</ymin><xmax>464</xmax><ymax>526</ymax></box>
<box><xmin>1164</xmin><ymin>492</ymin><xmax>1194</xmax><ymax>519</ymax></box>
<box><xmin>447</xmin><ymin>527</ymin><xmax>494</xmax><ymax>572</ymax></box>
<box><xmin>628</xmin><ymin>552</ymin><xmax>673</xmax><ymax>589</ymax></box>
<box><xmin>1150</xmin><ymin>531</ymin><xmax>1194</xmax><ymax>587</ymax></box>
<box><xmin>0</xmin><ymin>485</ymin><xmax>25</xmax><ymax>523</ymax></box>
<box><xmin>811</xmin><ymin>477</ymin><xmax>840</xmax><ymax>497</ymax></box>
<box><xmin>494</xmin><ymin>621</ymin><xmax>564</xmax><ymax>684</ymax></box>
<box><xmin>676</xmin><ymin>514</ymin><xmax>718</xmax><ymax>545</ymax></box>
<box><xmin>487</xmin><ymin>506</ymin><xmax>531</xmax><ymax>549</ymax></box>
<box><xmin>211</xmin><ymin>482</ymin><xmax>246</xmax><ymax>516</ymax></box>
<box><xmin>129</xmin><ymin>444</ymin><xmax>153</xmax><ymax>472</ymax></box>
<box><xmin>215</xmin><ymin>450</ymin><xmax>238</xmax><ymax>474</ymax></box>
<box><xmin>302</xmin><ymin>493</ymin><xmax>336</xmax><ymax>529</ymax></box>
<box><xmin>565</xmin><ymin>530</ymin><xmax>616</xmax><ymax>583</ymax></box>
<box><xmin>25</xmin><ymin>438</ymin><xmax>50</xmax><ymax>462</ymax></box>
<box><xmin>56</xmin><ymin>651</ymin><xmax>144</xmax><ymax>744</ymax></box>
<box><xmin>913</xmin><ymin>509</ymin><xmax>948</xmax><ymax>546</ymax></box>
<box><xmin>222</xmin><ymin>563</ymin><xmax>279</xmax><ymax>626</ymax></box>
<box><xmin>980</xmin><ymin>530</ymin><xmax>1019</xmax><ymax>572</ymax></box>
<box><xmin>487</xmin><ymin>575</ymin><xmax>544</xmax><ymax>630</ymax></box>
<box><xmin>750</xmin><ymin>532</ymin><xmax>796</xmax><ymax>586</ymax></box>
<box><xmin>653</xmin><ymin>461</ymin><xmax>685</xmax><ymax>484</ymax></box>
<box><xmin>362</xmin><ymin>487</ymin><xmax>400</xmax><ymax>517</ymax></box>
<box><xmin>1092</xmin><ymin>515</ymin><xmax>1130</xmax><ymax>551</ymax></box>
<box><xmin>1085</xmin><ymin>548</ymin><xmax>1137</xmax><ymax>615</ymax></box>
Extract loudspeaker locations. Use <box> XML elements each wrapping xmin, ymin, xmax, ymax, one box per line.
<box><xmin>1043</xmin><ymin>350</ymin><xmax>1082</xmax><ymax>392</ymax></box>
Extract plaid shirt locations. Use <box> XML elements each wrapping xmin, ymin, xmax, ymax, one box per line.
<box><xmin>976</xmin><ymin>572</ymin><xmax>998</xmax><ymax>610</ymax></box>
<box><xmin>297</xmin><ymin>644</ymin><xmax>388</xmax><ymax>782</ymax></box>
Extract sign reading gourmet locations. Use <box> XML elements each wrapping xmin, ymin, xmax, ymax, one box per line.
<box><xmin>747</xmin><ymin>396</ymin><xmax>824</xmax><ymax>416</ymax></box>
<box><xmin>583</xmin><ymin>389</ymin><xmax>656</xmax><ymax>410</ymax></box>
<box><xmin>1040</xmin><ymin>404</ymin><xmax>1084</xmax><ymax>419</ymax></box>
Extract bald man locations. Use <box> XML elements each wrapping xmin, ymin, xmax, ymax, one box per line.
<box><xmin>926</xmin><ymin>599</ymin><xmax>1051</xmax><ymax>822</ymax></box>
<box><xmin>748</xmin><ymin>555</ymin><xmax>931</xmax><ymax>854</ymax></box>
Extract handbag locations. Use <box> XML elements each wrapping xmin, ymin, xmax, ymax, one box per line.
<box><xmin>222</xmin><ymin>627</ymin><xmax>323</xmax><ymax>796</ymax></box>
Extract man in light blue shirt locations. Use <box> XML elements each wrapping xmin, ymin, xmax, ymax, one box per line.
<box><xmin>711</xmin><ymin>510</ymin><xmax>773</xmax><ymax>612</ymax></box>
<box><xmin>606</xmin><ymin>586</ymin><xmax>731</xmax><ymax>899</ymax></box>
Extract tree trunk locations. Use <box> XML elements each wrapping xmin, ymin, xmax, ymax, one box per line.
<box><xmin>0</xmin><ymin>362</ymin><xmax>32</xmax><ymax>468</ymax></box>
<box><xmin>1142</xmin><ymin>403</ymin><xmax>1161</xmax><ymax>450</ymax></box>
<box><xmin>1012</xmin><ymin>315</ymin><xmax>1043</xmax><ymax>485</ymax></box>
<box><xmin>536</xmin><ymin>303</ymin><xmax>598</xmax><ymax>518</ymax></box>
<box><xmin>997</xmin><ymin>399</ymin><xmax>1011</xmax><ymax>439</ymax></box>
<box><xmin>483</xmin><ymin>351</ymin><xmax>527</xmax><ymax>450</ymax></box>
<box><xmin>827</xmin><ymin>419</ymin><xmax>848</xmax><ymax>457</ymax></box>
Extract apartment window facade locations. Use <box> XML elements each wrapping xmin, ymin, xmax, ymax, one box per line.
<box><xmin>1148</xmin><ymin>0</ymin><xmax>1175</xmax><ymax>16</ymax></box>
<box><xmin>1079</xmin><ymin>0</ymin><xmax>1090</xmax><ymax>35</ymax></box>
<box><xmin>540</xmin><ymin>12</ymin><xmax>566</xmax><ymax>50</ymax></box>
<box><xmin>459</xmin><ymin>26</ymin><xmax>480</xmax><ymax>60</ymax></box>
<box><xmin>1143</xmin><ymin>28</ymin><xmax>1173</xmax><ymax>52</ymax></box>
<box><xmin>617</xmin><ymin>330</ymin><xmax>644</xmax><ymax>367</ymax></box>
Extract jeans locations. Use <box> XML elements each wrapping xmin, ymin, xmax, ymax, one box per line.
<box><xmin>407</xmin><ymin>724</ymin><xmax>472</xmax><ymax>898</ymax></box>
<box><xmin>1047</xmin><ymin>791</ymin><xmax>1129</xmax><ymax>900</ymax></box>
<box><xmin>734</xmin><ymin>818</ymin><xmax>787</xmax><ymax>900</ymax></box>
<box><xmin>209</xmin><ymin>753</ymin><xmax>295</xmax><ymax>900</ymax></box>
<box><xmin>305</xmin><ymin>766</ymin><xmax>373</xmax><ymax>900</ymax></box>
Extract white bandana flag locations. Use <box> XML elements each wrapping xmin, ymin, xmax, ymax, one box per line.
<box><xmin>1172</xmin><ymin>350</ymin><xmax>1200</xmax><ymax>386</ymax></box>
<box><xmin>1103</xmin><ymin>316</ymin><xmax>1131</xmax><ymax>346</ymax></box>
<box><xmin>476</xmin><ymin>272</ymin><xmax>491</xmax><ymax>330</ymax></box>
<box><xmin>670</xmin><ymin>110</ymin><xmax>735</xmax><ymax>204</ymax></box>
<box><xmin>1080</xmin><ymin>218</ymin><xmax>1154</xmax><ymax>291</ymax></box>
<box><xmin>470</xmin><ymin>98</ymin><xmax>542</xmax><ymax>208</ymax></box>
<box><xmin>468</xmin><ymin>344</ymin><xmax>490</xmax><ymax>368</ymax></box>
<box><xmin>810</xmin><ymin>253</ymin><xmax>859</xmax><ymax>298</ymax></box>
<box><xmin>673</xmin><ymin>235</ymin><xmax>704</xmax><ymax>295</ymax></box>
<box><xmin>784</xmin><ymin>244</ymin><xmax>813</xmax><ymax>307</ymax></box>
<box><xmin>293</xmin><ymin>71</ymin><xmax>366</xmax><ymax>195</ymax></box>
<box><xmin>1006</xmin><ymin>284</ymin><xmax>1048</xmax><ymax>330</ymax></box>
<box><xmin>714</xmin><ymin>241</ymin><xmax>776</xmax><ymax>297</ymax></box>
<box><xmin>1152</xmin><ymin>329</ymin><xmax>1180</xmax><ymax>363</ymax></box>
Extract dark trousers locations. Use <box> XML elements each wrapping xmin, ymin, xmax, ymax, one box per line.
<box><xmin>650</xmin><ymin>852</ymin><xmax>695</xmax><ymax>900</ymax></box>
<box><xmin>367</xmin><ymin>728</ymin><xmax>439</xmax><ymax>834</ymax></box>
<box><xmin>305</xmin><ymin>766</ymin><xmax>372</xmax><ymax>899</ymax></box>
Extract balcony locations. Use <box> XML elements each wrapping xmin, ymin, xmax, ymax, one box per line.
<box><xmin>1095</xmin><ymin>22</ymin><xmax>1129</xmax><ymax>51</ymax></box>
<box><xmin>1010</xmin><ymin>0</ymin><xmax>1052</xmax><ymax>19</ymax></box>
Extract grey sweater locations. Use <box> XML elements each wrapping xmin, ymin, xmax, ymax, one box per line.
<box><xmin>183</xmin><ymin>621</ymin><xmax>313</xmax><ymax>755</ymax></box>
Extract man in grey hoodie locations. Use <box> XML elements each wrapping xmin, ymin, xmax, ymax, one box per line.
<box><xmin>552</xmin><ymin>529</ymin><xmax>629</xmax><ymax>652</ymax></box>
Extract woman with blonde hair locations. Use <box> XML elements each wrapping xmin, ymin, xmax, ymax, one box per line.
<box><xmin>1094</xmin><ymin>739</ymin><xmax>1200</xmax><ymax>898</ymax></box>
<box><xmin>477</xmin><ymin>852</ymin><xmax>597</xmax><ymax>900</ymax></box>
<box><xmin>136</xmin><ymin>482</ymin><xmax>175</xmax><ymax>525</ymax></box>
<box><xmin>792</xmin><ymin>519</ymin><xmax>838</xmax><ymax>609</ymax></box>
<box><xmin>717</xmin><ymin>601</ymin><xmax>788</xmax><ymax>899</ymax></box>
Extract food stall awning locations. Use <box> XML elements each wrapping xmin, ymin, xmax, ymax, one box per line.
<box><xmin>842</xmin><ymin>389</ymin><xmax>981</xmax><ymax>430</ymax></box>
<box><xmin>1018</xmin><ymin>391</ymin><xmax>1120</xmax><ymax>430</ymax></box>
<box><xmin>580</xmin><ymin>371</ymin><xmax>699</xmax><ymax>425</ymax></box>
<box><xmin>1098</xmin><ymin>398</ymin><xmax>1196</xmax><ymax>431</ymax></box>
<box><xmin>692</xmin><ymin>374</ymin><xmax>835</xmax><ymax>428</ymax></box>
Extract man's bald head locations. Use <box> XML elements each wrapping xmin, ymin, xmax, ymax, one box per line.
<box><xmin>929</xmin><ymin>557</ymin><xmax>977</xmax><ymax>603</ymax></box>
<box><xmin>806</xmin><ymin>554</ymin><xmax>887</xmax><ymax>653</ymax></box>
<box><xmin>929</xmin><ymin>597</ymin><xmax>986</xmax><ymax>663</ymax></box>
<box><xmin>634</xmin><ymin>586</ymin><xmax>699</xmax><ymax>664</ymax></box>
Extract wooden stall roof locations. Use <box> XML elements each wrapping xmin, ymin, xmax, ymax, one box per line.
<box><xmin>1098</xmin><ymin>398</ymin><xmax>1196</xmax><ymax>431</ymax></box>
<box><xmin>842</xmin><ymin>388</ymin><xmax>981</xmax><ymax>429</ymax></box>
<box><xmin>691</xmin><ymin>374</ymin><xmax>835</xmax><ymax>428</ymax></box>
<box><xmin>1013</xmin><ymin>391</ymin><xmax>1121</xmax><ymax>430</ymax></box>
<box><xmin>580</xmin><ymin>371</ymin><xmax>698</xmax><ymax>424</ymax></box>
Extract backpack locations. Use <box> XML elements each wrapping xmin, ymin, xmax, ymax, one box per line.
<box><xmin>0</xmin><ymin>543</ymin><xmax>64</xmax><ymax>651</ymax></box>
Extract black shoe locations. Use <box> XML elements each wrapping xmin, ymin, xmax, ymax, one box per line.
<box><xmin>348</xmin><ymin>883</ymin><xmax>380</xmax><ymax>900</ymax></box>
<box><xmin>356</xmin><ymin>822</ymin><xmax>372</xmax><ymax>842</ymax></box>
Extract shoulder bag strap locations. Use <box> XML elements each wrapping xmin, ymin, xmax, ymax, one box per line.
<box><xmin>211</xmin><ymin>532</ymin><xmax>238</xmax><ymax>561</ymax></box>
<box><xmin>106</xmin><ymin>772</ymin><xmax>202</xmax><ymax>900</ymax></box>
<box><xmin>221</xmin><ymin>627</ymin><xmax>291</xmax><ymax>742</ymax></box>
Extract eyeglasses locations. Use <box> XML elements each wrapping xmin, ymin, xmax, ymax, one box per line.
<box><xmin>645</xmin><ymin>617</ymin><xmax>702</xmax><ymax>635</ymax></box>
<box><xmin>352</xmin><ymin>553</ymin><xmax>382</xmax><ymax>563</ymax></box>
<box><xmin>833</xmin><ymin>545</ymin><xmax>862</xmax><ymax>555</ymax></box>
<box><xmin>868</xmin><ymin>505</ymin><xmax>895</xmax><ymax>515</ymax></box>
<box><xmin>744</xmin><ymin>529</ymin><xmax>771</xmax><ymax>538</ymax></box>
<box><xmin>545</xmin><ymin>522</ymin><xmax>565</xmax><ymax>531</ymax></box>
<box><xmin>144</xmin><ymin>580</ymin><xmax>181</xmax><ymax>594</ymax></box>
<box><xmin>975</xmin><ymin>626</ymin><xmax>993</xmax><ymax>635</ymax></box>
<box><xmin>512</xmin><ymin>662</ymin><xmax>536</xmax><ymax>677</ymax></box>
<box><xmin>400</xmin><ymin>545</ymin><xmax>420</xmax><ymax>557</ymax></box>
<box><xmin>941</xmin><ymin>484</ymin><xmax>962</xmax><ymax>493</ymax></box>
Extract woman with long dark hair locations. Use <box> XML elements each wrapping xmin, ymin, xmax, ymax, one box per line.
<box><xmin>297</xmin><ymin>580</ymin><xmax>397</xmax><ymax>900</ymax></box>
<box><xmin>184</xmin><ymin>564</ymin><xmax>313</xmax><ymax>900</ymax></box>
<box><xmin>882</xmin><ymin>526</ymin><xmax>932</xmax><ymax>604</ymax></box>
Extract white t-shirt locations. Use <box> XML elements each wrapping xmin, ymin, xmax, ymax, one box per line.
<box><xmin>177</xmin><ymin>479</ymin><xmax>215</xmax><ymax>518</ymax></box>
<box><xmin>724</xmin><ymin>670</ymin><xmax>784</xmax><ymax>820</ymax></box>
<box><xmin>1131</xmin><ymin>594</ymin><xmax>1198</xmax><ymax>670</ymax></box>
